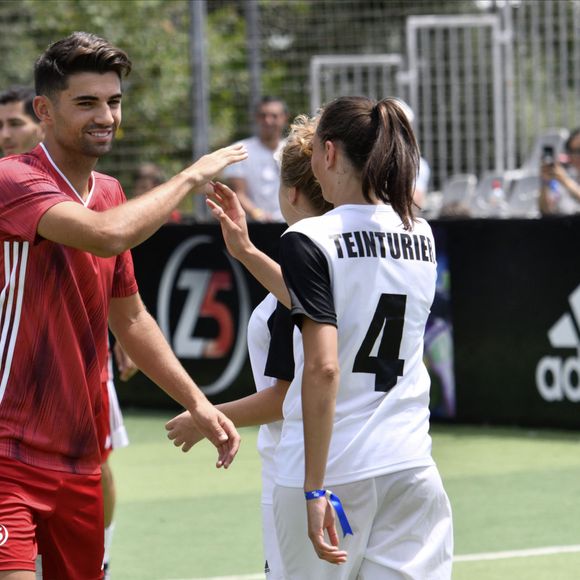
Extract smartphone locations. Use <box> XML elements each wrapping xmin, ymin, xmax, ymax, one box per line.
<box><xmin>541</xmin><ymin>145</ymin><xmax>555</xmax><ymax>166</ymax></box>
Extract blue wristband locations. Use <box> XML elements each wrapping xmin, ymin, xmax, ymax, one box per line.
<box><xmin>304</xmin><ymin>488</ymin><xmax>353</xmax><ymax>537</ymax></box>
<box><xmin>304</xmin><ymin>489</ymin><xmax>326</xmax><ymax>500</ymax></box>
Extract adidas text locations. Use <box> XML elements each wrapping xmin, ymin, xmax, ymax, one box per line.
<box><xmin>536</xmin><ymin>285</ymin><xmax>580</xmax><ymax>403</ymax></box>
<box><xmin>536</xmin><ymin>356</ymin><xmax>580</xmax><ymax>402</ymax></box>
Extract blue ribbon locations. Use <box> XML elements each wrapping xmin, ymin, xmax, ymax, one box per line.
<box><xmin>304</xmin><ymin>489</ymin><xmax>353</xmax><ymax>537</ymax></box>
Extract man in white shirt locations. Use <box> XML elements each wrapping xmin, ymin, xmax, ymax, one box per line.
<box><xmin>223</xmin><ymin>96</ymin><xmax>288</xmax><ymax>222</ymax></box>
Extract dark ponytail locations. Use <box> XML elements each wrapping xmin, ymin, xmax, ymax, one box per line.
<box><xmin>317</xmin><ymin>96</ymin><xmax>419</xmax><ymax>230</ymax></box>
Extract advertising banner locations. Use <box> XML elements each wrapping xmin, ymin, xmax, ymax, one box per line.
<box><xmin>448</xmin><ymin>216</ymin><xmax>580</xmax><ymax>428</ymax></box>
<box><xmin>119</xmin><ymin>216</ymin><xmax>580</xmax><ymax>429</ymax></box>
<box><xmin>426</xmin><ymin>225</ymin><xmax>456</xmax><ymax>421</ymax></box>
<box><xmin>120</xmin><ymin>223</ymin><xmax>284</xmax><ymax>408</ymax></box>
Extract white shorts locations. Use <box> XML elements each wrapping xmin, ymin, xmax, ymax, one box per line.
<box><xmin>106</xmin><ymin>378</ymin><xmax>129</xmax><ymax>450</ymax></box>
<box><xmin>273</xmin><ymin>465</ymin><xmax>453</xmax><ymax>580</ymax></box>
<box><xmin>262</xmin><ymin>503</ymin><xmax>285</xmax><ymax>580</ymax></box>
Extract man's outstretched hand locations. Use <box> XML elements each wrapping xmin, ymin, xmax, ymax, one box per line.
<box><xmin>166</xmin><ymin>401</ymin><xmax>240</xmax><ymax>469</ymax></box>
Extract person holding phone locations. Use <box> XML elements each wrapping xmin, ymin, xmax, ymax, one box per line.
<box><xmin>539</xmin><ymin>128</ymin><xmax>580</xmax><ymax>215</ymax></box>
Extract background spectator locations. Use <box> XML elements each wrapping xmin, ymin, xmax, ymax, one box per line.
<box><xmin>131</xmin><ymin>161</ymin><xmax>165</xmax><ymax>196</ymax></box>
<box><xmin>223</xmin><ymin>96</ymin><xmax>288</xmax><ymax>222</ymax></box>
<box><xmin>0</xmin><ymin>85</ymin><xmax>43</xmax><ymax>156</ymax></box>
<box><xmin>539</xmin><ymin>128</ymin><xmax>580</xmax><ymax>215</ymax></box>
<box><xmin>131</xmin><ymin>161</ymin><xmax>181</xmax><ymax>222</ymax></box>
<box><xmin>397</xmin><ymin>99</ymin><xmax>431</xmax><ymax>209</ymax></box>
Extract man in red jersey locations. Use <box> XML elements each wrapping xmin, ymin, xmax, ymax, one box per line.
<box><xmin>0</xmin><ymin>32</ymin><xmax>245</xmax><ymax>580</ymax></box>
<box><xmin>1</xmin><ymin>82</ymin><xmax>134</xmax><ymax>580</ymax></box>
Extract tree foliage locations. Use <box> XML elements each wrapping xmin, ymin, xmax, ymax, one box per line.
<box><xmin>0</xmin><ymin>0</ymin><xmax>572</xmax><ymax>196</ymax></box>
<box><xmin>0</xmin><ymin>0</ymin><xmax>194</xmax><ymax>187</ymax></box>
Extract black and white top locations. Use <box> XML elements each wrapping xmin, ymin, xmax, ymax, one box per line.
<box><xmin>275</xmin><ymin>204</ymin><xmax>438</xmax><ymax>487</ymax></box>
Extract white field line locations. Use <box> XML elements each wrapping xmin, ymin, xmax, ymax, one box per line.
<box><xmin>164</xmin><ymin>576</ymin><xmax>264</xmax><ymax>580</ymax></box>
<box><xmin>454</xmin><ymin>543</ymin><xmax>580</xmax><ymax>562</ymax></box>
<box><xmin>164</xmin><ymin>545</ymin><xmax>580</xmax><ymax>579</ymax></box>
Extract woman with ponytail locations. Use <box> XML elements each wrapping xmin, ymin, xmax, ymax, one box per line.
<box><xmin>273</xmin><ymin>96</ymin><xmax>453</xmax><ymax>579</ymax></box>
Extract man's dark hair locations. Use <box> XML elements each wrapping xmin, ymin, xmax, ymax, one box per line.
<box><xmin>0</xmin><ymin>85</ymin><xmax>38</xmax><ymax>121</ymax></box>
<box><xmin>34</xmin><ymin>31</ymin><xmax>132</xmax><ymax>97</ymax></box>
<box><xmin>133</xmin><ymin>162</ymin><xmax>165</xmax><ymax>187</ymax></box>
<box><xmin>255</xmin><ymin>95</ymin><xmax>288</xmax><ymax>115</ymax></box>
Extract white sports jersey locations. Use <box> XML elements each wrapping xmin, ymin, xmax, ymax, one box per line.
<box><xmin>275</xmin><ymin>204</ymin><xmax>437</xmax><ymax>487</ymax></box>
<box><xmin>222</xmin><ymin>136</ymin><xmax>285</xmax><ymax>221</ymax></box>
<box><xmin>247</xmin><ymin>293</ymin><xmax>294</xmax><ymax>503</ymax></box>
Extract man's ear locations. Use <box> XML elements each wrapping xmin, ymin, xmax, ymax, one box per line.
<box><xmin>33</xmin><ymin>95</ymin><xmax>52</xmax><ymax>125</ymax></box>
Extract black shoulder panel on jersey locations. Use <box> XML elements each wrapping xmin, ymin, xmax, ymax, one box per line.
<box><xmin>279</xmin><ymin>231</ymin><xmax>337</xmax><ymax>328</ymax></box>
<box><xmin>264</xmin><ymin>301</ymin><xmax>295</xmax><ymax>381</ymax></box>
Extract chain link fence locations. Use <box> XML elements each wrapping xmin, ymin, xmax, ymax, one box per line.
<box><xmin>0</xmin><ymin>0</ymin><xmax>578</xmax><ymax>214</ymax></box>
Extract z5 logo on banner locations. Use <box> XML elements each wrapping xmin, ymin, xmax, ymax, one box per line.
<box><xmin>536</xmin><ymin>284</ymin><xmax>580</xmax><ymax>403</ymax></box>
<box><xmin>158</xmin><ymin>236</ymin><xmax>250</xmax><ymax>395</ymax></box>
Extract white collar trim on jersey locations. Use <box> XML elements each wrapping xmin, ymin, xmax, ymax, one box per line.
<box><xmin>39</xmin><ymin>142</ymin><xmax>95</xmax><ymax>207</ymax></box>
<box><xmin>333</xmin><ymin>203</ymin><xmax>396</xmax><ymax>213</ymax></box>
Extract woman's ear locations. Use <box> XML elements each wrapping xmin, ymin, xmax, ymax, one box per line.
<box><xmin>324</xmin><ymin>140</ymin><xmax>337</xmax><ymax>169</ymax></box>
<box><xmin>287</xmin><ymin>186</ymin><xmax>298</xmax><ymax>205</ymax></box>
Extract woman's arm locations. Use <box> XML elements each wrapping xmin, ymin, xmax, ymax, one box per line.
<box><xmin>301</xmin><ymin>318</ymin><xmax>346</xmax><ymax>565</ymax></box>
<box><xmin>207</xmin><ymin>182</ymin><xmax>291</xmax><ymax>308</ymax></box>
<box><xmin>301</xmin><ymin>320</ymin><xmax>339</xmax><ymax>492</ymax></box>
<box><xmin>165</xmin><ymin>379</ymin><xmax>290</xmax><ymax>452</ymax></box>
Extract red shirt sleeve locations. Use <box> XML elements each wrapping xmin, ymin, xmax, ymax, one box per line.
<box><xmin>0</xmin><ymin>157</ymin><xmax>72</xmax><ymax>243</ymax></box>
<box><xmin>112</xmin><ymin>249</ymin><xmax>139</xmax><ymax>298</ymax></box>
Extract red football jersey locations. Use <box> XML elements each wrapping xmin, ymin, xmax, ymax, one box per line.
<box><xmin>0</xmin><ymin>144</ymin><xmax>138</xmax><ymax>474</ymax></box>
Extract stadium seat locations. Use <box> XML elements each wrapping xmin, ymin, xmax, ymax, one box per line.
<box><xmin>440</xmin><ymin>173</ymin><xmax>477</xmax><ymax>205</ymax></box>
<box><xmin>470</xmin><ymin>170</ymin><xmax>527</xmax><ymax>217</ymax></box>
<box><xmin>421</xmin><ymin>190</ymin><xmax>443</xmax><ymax>220</ymax></box>
<box><xmin>436</xmin><ymin>174</ymin><xmax>477</xmax><ymax>218</ymax></box>
<box><xmin>470</xmin><ymin>172</ymin><xmax>508</xmax><ymax>217</ymax></box>
<box><xmin>507</xmin><ymin>173</ymin><xmax>541</xmax><ymax>218</ymax></box>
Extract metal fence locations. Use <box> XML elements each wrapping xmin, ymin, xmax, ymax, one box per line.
<box><xmin>301</xmin><ymin>1</ymin><xmax>580</xmax><ymax>189</ymax></box>
<box><xmin>0</xmin><ymin>0</ymin><xmax>578</xmax><ymax>209</ymax></box>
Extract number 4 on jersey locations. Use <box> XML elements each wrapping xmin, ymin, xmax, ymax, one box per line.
<box><xmin>353</xmin><ymin>293</ymin><xmax>406</xmax><ymax>392</ymax></box>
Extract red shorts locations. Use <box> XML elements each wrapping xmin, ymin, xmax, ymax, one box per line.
<box><xmin>96</xmin><ymin>380</ymin><xmax>112</xmax><ymax>462</ymax></box>
<box><xmin>0</xmin><ymin>456</ymin><xmax>104</xmax><ymax>580</ymax></box>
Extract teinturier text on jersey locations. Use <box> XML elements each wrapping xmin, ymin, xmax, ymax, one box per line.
<box><xmin>329</xmin><ymin>230</ymin><xmax>436</xmax><ymax>263</ymax></box>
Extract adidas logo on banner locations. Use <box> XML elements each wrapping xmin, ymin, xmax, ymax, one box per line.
<box><xmin>536</xmin><ymin>284</ymin><xmax>580</xmax><ymax>402</ymax></box>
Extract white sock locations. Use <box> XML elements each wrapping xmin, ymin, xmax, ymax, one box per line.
<box><xmin>104</xmin><ymin>521</ymin><xmax>116</xmax><ymax>567</ymax></box>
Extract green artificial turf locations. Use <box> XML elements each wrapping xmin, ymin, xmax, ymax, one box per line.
<box><xmin>110</xmin><ymin>413</ymin><xmax>580</xmax><ymax>580</ymax></box>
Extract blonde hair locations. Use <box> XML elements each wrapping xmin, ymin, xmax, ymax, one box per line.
<box><xmin>280</xmin><ymin>114</ymin><xmax>332</xmax><ymax>215</ymax></box>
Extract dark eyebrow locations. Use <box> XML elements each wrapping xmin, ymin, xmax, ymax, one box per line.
<box><xmin>72</xmin><ymin>93</ymin><xmax>123</xmax><ymax>102</ymax></box>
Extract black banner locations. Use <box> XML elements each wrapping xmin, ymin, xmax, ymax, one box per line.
<box><xmin>118</xmin><ymin>216</ymin><xmax>580</xmax><ymax>429</ymax></box>
<box><xmin>447</xmin><ymin>215</ymin><xmax>580</xmax><ymax>428</ymax></box>
<box><xmin>119</xmin><ymin>223</ymin><xmax>284</xmax><ymax>409</ymax></box>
